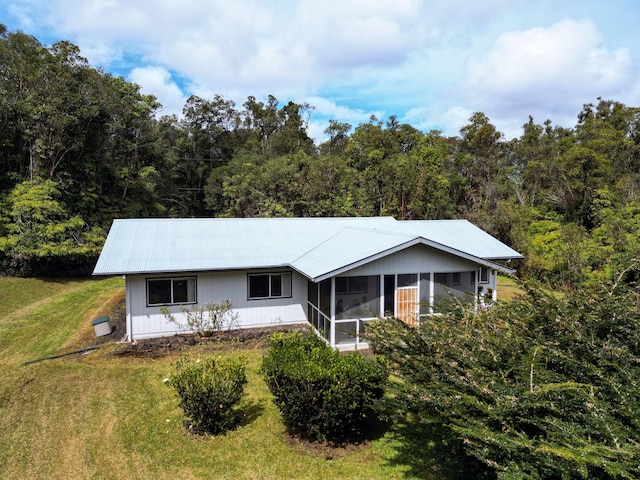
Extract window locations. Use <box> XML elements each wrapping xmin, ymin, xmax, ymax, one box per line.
<box><xmin>248</xmin><ymin>272</ymin><xmax>292</xmax><ymax>299</ymax></box>
<box><xmin>397</xmin><ymin>274</ymin><xmax>418</xmax><ymax>287</ymax></box>
<box><xmin>147</xmin><ymin>277</ymin><xmax>196</xmax><ymax>306</ymax></box>
<box><xmin>434</xmin><ymin>273</ymin><xmax>448</xmax><ymax>284</ymax></box>
<box><xmin>336</xmin><ymin>276</ymin><xmax>368</xmax><ymax>294</ymax></box>
<box><xmin>434</xmin><ymin>272</ymin><xmax>461</xmax><ymax>286</ymax></box>
<box><xmin>479</xmin><ymin>267</ymin><xmax>489</xmax><ymax>283</ymax></box>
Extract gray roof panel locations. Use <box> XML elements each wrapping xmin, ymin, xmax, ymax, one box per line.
<box><xmin>395</xmin><ymin>219</ymin><xmax>523</xmax><ymax>260</ymax></box>
<box><xmin>93</xmin><ymin>217</ymin><xmax>522</xmax><ymax>277</ymax></box>
<box><xmin>291</xmin><ymin>227</ymin><xmax>416</xmax><ymax>280</ymax></box>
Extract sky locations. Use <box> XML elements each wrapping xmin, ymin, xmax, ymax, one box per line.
<box><xmin>1</xmin><ymin>0</ymin><xmax>639</xmax><ymax>143</ymax></box>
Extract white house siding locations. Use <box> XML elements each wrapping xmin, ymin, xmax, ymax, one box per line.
<box><xmin>344</xmin><ymin>244</ymin><xmax>478</xmax><ymax>277</ymax></box>
<box><xmin>125</xmin><ymin>269</ymin><xmax>308</xmax><ymax>340</ymax></box>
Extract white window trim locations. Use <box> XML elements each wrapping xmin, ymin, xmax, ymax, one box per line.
<box><xmin>478</xmin><ymin>267</ymin><xmax>489</xmax><ymax>284</ymax></box>
<box><xmin>248</xmin><ymin>272</ymin><xmax>292</xmax><ymax>300</ymax></box>
<box><xmin>146</xmin><ymin>276</ymin><xmax>197</xmax><ymax>306</ymax></box>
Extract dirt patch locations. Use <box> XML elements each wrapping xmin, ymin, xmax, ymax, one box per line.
<box><xmin>110</xmin><ymin>324</ymin><xmax>312</xmax><ymax>358</ymax></box>
<box><xmin>283</xmin><ymin>433</ymin><xmax>373</xmax><ymax>460</ymax></box>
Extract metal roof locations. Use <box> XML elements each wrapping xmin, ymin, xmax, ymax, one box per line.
<box><xmin>395</xmin><ymin>219</ymin><xmax>523</xmax><ymax>260</ymax></box>
<box><xmin>93</xmin><ymin>217</ymin><xmax>523</xmax><ymax>278</ymax></box>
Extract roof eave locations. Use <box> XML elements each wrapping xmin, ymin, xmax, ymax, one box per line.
<box><xmin>307</xmin><ymin>237</ymin><xmax>518</xmax><ymax>282</ymax></box>
<box><xmin>92</xmin><ymin>263</ymin><xmax>293</xmax><ymax>277</ymax></box>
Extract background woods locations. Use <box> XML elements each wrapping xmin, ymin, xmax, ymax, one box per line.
<box><xmin>2</xmin><ymin>27</ymin><xmax>640</xmax><ymax>286</ymax></box>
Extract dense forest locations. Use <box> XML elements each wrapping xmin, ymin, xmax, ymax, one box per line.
<box><xmin>2</xmin><ymin>25</ymin><xmax>640</xmax><ymax>283</ymax></box>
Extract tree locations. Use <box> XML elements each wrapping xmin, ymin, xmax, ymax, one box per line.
<box><xmin>319</xmin><ymin>120</ymin><xmax>352</xmax><ymax>155</ymax></box>
<box><xmin>0</xmin><ymin>179</ymin><xmax>103</xmax><ymax>275</ymax></box>
<box><xmin>269</xmin><ymin>100</ymin><xmax>316</xmax><ymax>156</ymax></box>
<box><xmin>0</xmin><ymin>26</ymin><xmax>168</xmax><ymax>231</ymax></box>
<box><xmin>367</xmin><ymin>275</ymin><xmax>640</xmax><ymax>479</ymax></box>
<box><xmin>404</xmin><ymin>131</ymin><xmax>453</xmax><ymax>219</ymax></box>
<box><xmin>455</xmin><ymin>112</ymin><xmax>508</xmax><ymax>219</ymax></box>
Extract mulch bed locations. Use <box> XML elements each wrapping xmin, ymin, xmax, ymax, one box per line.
<box><xmin>111</xmin><ymin>324</ymin><xmax>311</xmax><ymax>358</ymax></box>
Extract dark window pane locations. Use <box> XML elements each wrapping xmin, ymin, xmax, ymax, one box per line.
<box><xmin>308</xmin><ymin>281</ymin><xmax>318</xmax><ymax>306</ymax></box>
<box><xmin>173</xmin><ymin>279</ymin><xmax>189</xmax><ymax>303</ymax></box>
<box><xmin>319</xmin><ymin>279</ymin><xmax>331</xmax><ymax>315</ymax></box>
<box><xmin>384</xmin><ymin>275</ymin><xmax>395</xmax><ymax>315</ymax></box>
<box><xmin>250</xmin><ymin>275</ymin><xmax>270</xmax><ymax>298</ymax></box>
<box><xmin>335</xmin><ymin>277</ymin><xmax>348</xmax><ymax>294</ymax></box>
<box><xmin>148</xmin><ymin>279</ymin><xmax>171</xmax><ymax>305</ymax></box>
<box><xmin>434</xmin><ymin>273</ymin><xmax>448</xmax><ymax>284</ymax></box>
<box><xmin>480</xmin><ymin>267</ymin><xmax>488</xmax><ymax>283</ymax></box>
<box><xmin>271</xmin><ymin>274</ymin><xmax>282</xmax><ymax>297</ymax></box>
<box><xmin>398</xmin><ymin>274</ymin><xmax>417</xmax><ymax>287</ymax></box>
<box><xmin>350</xmin><ymin>276</ymin><xmax>367</xmax><ymax>293</ymax></box>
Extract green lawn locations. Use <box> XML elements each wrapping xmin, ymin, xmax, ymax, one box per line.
<box><xmin>0</xmin><ymin>277</ymin><xmax>469</xmax><ymax>480</ymax></box>
<box><xmin>496</xmin><ymin>275</ymin><xmax>524</xmax><ymax>301</ymax></box>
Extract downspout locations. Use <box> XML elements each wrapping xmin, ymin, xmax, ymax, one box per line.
<box><xmin>124</xmin><ymin>275</ymin><xmax>133</xmax><ymax>342</ymax></box>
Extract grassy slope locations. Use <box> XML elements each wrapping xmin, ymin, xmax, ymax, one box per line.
<box><xmin>496</xmin><ymin>275</ymin><xmax>523</xmax><ymax>301</ymax></box>
<box><xmin>0</xmin><ymin>277</ymin><xmax>469</xmax><ymax>480</ymax></box>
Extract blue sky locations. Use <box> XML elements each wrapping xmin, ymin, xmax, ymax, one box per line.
<box><xmin>1</xmin><ymin>0</ymin><xmax>639</xmax><ymax>142</ymax></box>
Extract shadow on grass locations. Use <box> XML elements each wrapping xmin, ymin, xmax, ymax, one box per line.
<box><xmin>381</xmin><ymin>414</ymin><xmax>489</xmax><ymax>480</ymax></box>
<box><xmin>236</xmin><ymin>399</ymin><xmax>267</xmax><ymax>429</ymax></box>
<box><xmin>183</xmin><ymin>399</ymin><xmax>267</xmax><ymax>437</ymax></box>
<box><xmin>282</xmin><ymin>415</ymin><xmax>392</xmax><ymax>460</ymax></box>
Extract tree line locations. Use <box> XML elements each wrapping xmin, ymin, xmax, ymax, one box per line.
<box><xmin>1</xmin><ymin>25</ymin><xmax>640</xmax><ymax>285</ymax></box>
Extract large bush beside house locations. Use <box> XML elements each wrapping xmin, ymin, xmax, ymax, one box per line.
<box><xmin>366</xmin><ymin>275</ymin><xmax>640</xmax><ymax>479</ymax></box>
<box><xmin>261</xmin><ymin>331</ymin><xmax>388</xmax><ymax>442</ymax></box>
<box><xmin>166</xmin><ymin>354</ymin><xmax>247</xmax><ymax>434</ymax></box>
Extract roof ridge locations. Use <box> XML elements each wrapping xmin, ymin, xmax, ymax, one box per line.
<box><xmin>288</xmin><ymin>226</ymin><xmax>349</xmax><ymax>264</ymax></box>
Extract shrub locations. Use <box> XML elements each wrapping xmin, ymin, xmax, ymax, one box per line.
<box><xmin>366</xmin><ymin>276</ymin><xmax>640</xmax><ymax>479</ymax></box>
<box><xmin>160</xmin><ymin>300</ymin><xmax>238</xmax><ymax>336</ymax></box>
<box><xmin>261</xmin><ymin>331</ymin><xmax>388</xmax><ymax>441</ymax></box>
<box><xmin>166</xmin><ymin>354</ymin><xmax>247</xmax><ymax>434</ymax></box>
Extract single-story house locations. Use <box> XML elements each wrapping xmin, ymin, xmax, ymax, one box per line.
<box><xmin>93</xmin><ymin>217</ymin><xmax>523</xmax><ymax>350</ymax></box>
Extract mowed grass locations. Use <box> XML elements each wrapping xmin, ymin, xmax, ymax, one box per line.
<box><xmin>496</xmin><ymin>275</ymin><xmax>525</xmax><ymax>301</ymax></box>
<box><xmin>0</xmin><ymin>277</ymin><xmax>467</xmax><ymax>480</ymax></box>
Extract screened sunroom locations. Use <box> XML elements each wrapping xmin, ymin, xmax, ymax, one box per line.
<box><xmin>307</xmin><ymin>267</ymin><xmax>497</xmax><ymax>350</ymax></box>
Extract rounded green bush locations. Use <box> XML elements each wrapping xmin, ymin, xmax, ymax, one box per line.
<box><xmin>167</xmin><ymin>354</ymin><xmax>247</xmax><ymax>434</ymax></box>
<box><xmin>261</xmin><ymin>331</ymin><xmax>388</xmax><ymax>441</ymax></box>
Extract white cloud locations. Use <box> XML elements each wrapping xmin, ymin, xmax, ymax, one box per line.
<box><xmin>459</xmin><ymin>19</ymin><xmax>635</xmax><ymax>134</ymax></box>
<box><xmin>27</xmin><ymin>0</ymin><xmax>427</xmax><ymax>93</ymax></box>
<box><xmin>304</xmin><ymin>96</ymin><xmax>385</xmax><ymax>143</ymax></box>
<box><xmin>467</xmin><ymin>19</ymin><xmax>631</xmax><ymax>94</ymax></box>
<box><xmin>128</xmin><ymin>66</ymin><xmax>187</xmax><ymax>117</ymax></box>
<box><xmin>304</xmin><ymin>96</ymin><xmax>376</xmax><ymax>123</ymax></box>
<box><xmin>306</xmin><ymin>120</ymin><xmax>328</xmax><ymax>145</ymax></box>
<box><xmin>297</xmin><ymin>0</ymin><xmax>423</xmax><ymax>70</ymax></box>
<box><xmin>404</xmin><ymin>105</ymin><xmax>473</xmax><ymax>137</ymax></box>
